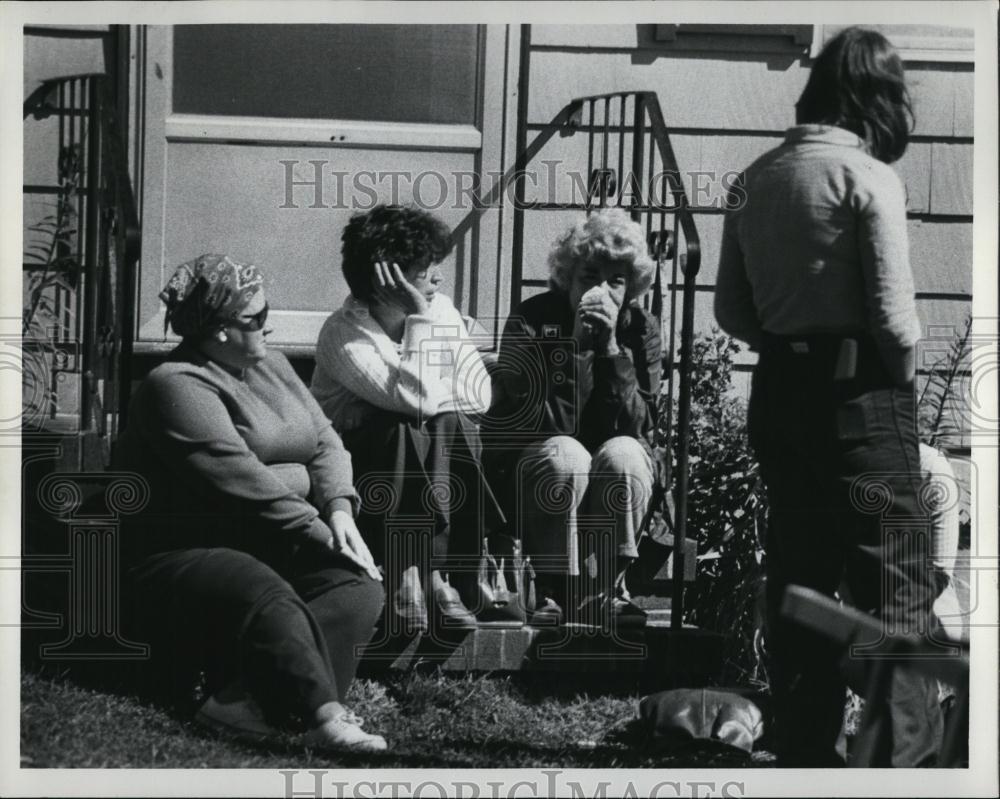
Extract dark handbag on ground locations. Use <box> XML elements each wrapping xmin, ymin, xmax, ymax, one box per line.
<box><xmin>639</xmin><ymin>689</ymin><xmax>765</xmax><ymax>753</ymax></box>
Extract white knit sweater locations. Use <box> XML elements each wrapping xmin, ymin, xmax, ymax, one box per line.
<box><xmin>310</xmin><ymin>293</ymin><xmax>492</xmax><ymax>431</ymax></box>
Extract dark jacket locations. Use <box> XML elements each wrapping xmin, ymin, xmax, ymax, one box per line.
<box><xmin>483</xmin><ymin>290</ymin><xmax>662</xmax><ymax>482</ymax></box>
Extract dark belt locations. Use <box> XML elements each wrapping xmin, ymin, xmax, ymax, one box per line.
<box><xmin>758</xmin><ymin>331</ymin><xmax>892</xmax><ymax>387</ymax></box>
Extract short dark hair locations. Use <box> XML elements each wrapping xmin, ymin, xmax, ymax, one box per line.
<box><xmin>796</xmin><ymin>27</ymin><xmax>914</xmax><ymax>164</ymax></box>
<box><xmin>340</xmin><ymin>205</ymin><xmax>453</xmax><ymax>302</ymax></box>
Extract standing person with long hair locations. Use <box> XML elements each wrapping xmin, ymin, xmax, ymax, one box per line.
<box><xmin>715</xmin><ymin>28</ymin><xmax>943</xmax><ymax>766</ymax></box>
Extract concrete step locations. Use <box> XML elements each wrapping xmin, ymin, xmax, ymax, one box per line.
<box><xmin>360</xmin><ymin>619</ymin><xmax>725</xmax><ymax>679</ymax></box>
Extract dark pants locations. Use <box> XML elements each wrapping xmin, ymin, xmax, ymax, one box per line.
<box><xmin>749</xmin><ymin>333</ymin><xmax>943</xmax><ymax>767</ymax></box>
<box><xmin>124</xmin><ymin>545</ymin><xmax>384</xmax><ymax>726</ymax></box>
<box><xmin>343</xmin><ymin>411</ymin><xmax>504</xmax><ymax>577</ymax></box>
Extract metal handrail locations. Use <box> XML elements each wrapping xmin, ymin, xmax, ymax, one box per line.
<box><xmin>452</xmin><ymin>90</ymin><xmax>701</xmax><ymax>628</ymax></box>
<box><xmin>22</xmin><ymin>75</ymin><xmax>141</xmax><ymax>464</ymax></box>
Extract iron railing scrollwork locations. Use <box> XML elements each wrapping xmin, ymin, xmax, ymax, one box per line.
<box><xmin>453</xmin><ymin>90</ymin><xmax>701</xmax><ymax>629</ymax></box>
<box><xmin>23</xmin><ymin>75</ymin><xmax>141</xmax><ymax>463</ymax></box>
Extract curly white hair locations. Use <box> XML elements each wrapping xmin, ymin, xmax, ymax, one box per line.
<box><xmin>546</xmin><ymin>208</ymin><xmax>655</xmax><ymax>299</ymax></box>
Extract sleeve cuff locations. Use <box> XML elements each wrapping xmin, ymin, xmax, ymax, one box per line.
<box><xmin>402</xmin><ymin>314</ymin><xmax>435</xmax><ymax>353</ymax></box>
<box><xmin>327</xmin><ymin>496</ymin><xmax>356</xmax><ymax>517</ymax></box>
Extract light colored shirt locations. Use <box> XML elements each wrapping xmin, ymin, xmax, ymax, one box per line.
<box><xmin>311</xmin><ymin>293</ymin><xmax>492</xmax><ymax>430</ymax></box>
<box><xmin>714</xmin><ymin>124</ymin><xmax>921</xmax><ymax>353</ymax></box>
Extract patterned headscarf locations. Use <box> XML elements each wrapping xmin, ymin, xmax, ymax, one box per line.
<box><xmin>159</xmin><ymin>254</ymin><xmax>264</xmax><ymax>338</ymax></box>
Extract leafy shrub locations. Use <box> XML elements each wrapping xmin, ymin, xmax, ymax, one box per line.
<box><xmin>657</xmin><ymin>330</ymin><xmax>768</xmax><ymax>687</ymax></box>
<box><xmin>916</xmin><ymin>313</ymin><xmax>973</xmax><ymax>547</ymax></box>
<box><xmin>917</xmin><ymin>314</ymin><xmax>972</xmax><ymax>451</ymax></box>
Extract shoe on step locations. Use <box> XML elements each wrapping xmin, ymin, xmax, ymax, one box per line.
<box><xmin>392</xmin><ymin>589</ymin><xmax>429</xmax><ymax>635</ymax></box>
<box><xmin>575</xmin><ymin>593</ymin><xmax>647</xmax><ymax>628</ymax></box>
<box><xmin>528</xmin><ymin>597</ymin><xmax>564</xmax><ymax>626</ymax></box>
<box><xmin>431</xmin><ymin>583</ymin><xmax>478</xmax><ymax>630</ymax></box>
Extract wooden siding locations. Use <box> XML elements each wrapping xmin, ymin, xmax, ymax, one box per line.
<box><xmin>527</xmin><ymin>49</ymin><xmax>973</xmax><ymax>139</ymax></box>
<box><xmin>930</xmin><ymin>142</ymin><xmax>975</xmax><ymax>215</ymax></box>
<box><xmin>520</xmin><ymin>25</ymin><xmax>974</xmax><ymax>408</ymax></box>
<box><xmin>908</xmin><ymin>220</ymin><xmax>973</xmax><ymax>294</ymax></box>
<box><xmin>22</xmin><ymin>112</ymin><xmax>63</xmax><ymax>187</ymax></box>
<box><xmin>518</xmin><ymin>208</ymin><xmax>971</xmax><ymax>334</ymax></box>
<box><xmin>23</xmin><ymin>26</ymin><xmax>109</xmax><ymax>97</ymax></box>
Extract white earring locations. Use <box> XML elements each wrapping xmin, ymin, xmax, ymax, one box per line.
<box><xmin>217</xmin><ymin>330</ymin><xmax>228</xmax><ymax>343</ymax></box>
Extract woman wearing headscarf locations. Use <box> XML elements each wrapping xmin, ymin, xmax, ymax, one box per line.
<box><xmin>714</xmin><ymin>28</ymin><xmax>942</xmax><ymax>766</ymax></box>
<box><xmin>114</xmin><ymin>254</ymin><xmax>387</xmax><ymax>753</ymax></box>
<box><xmin>485</xmin><ymin>208</ymin><xmax>662</xmax><ymax>625</ymax></box>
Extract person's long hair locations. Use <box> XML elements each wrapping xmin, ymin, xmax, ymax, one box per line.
<box><xmin>795</xmin><ymin>27</ymin><xmax>914</xmax><ymax>164</ymax></box>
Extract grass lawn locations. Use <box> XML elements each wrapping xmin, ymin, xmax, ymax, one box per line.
<box><xmin>21</xmin><ymin>556</ymin><xmax>969</xmax><ymax>770</ymax></box>
<box><xmin>20</xmin><ymin>668</ymin><xmax>775</xmax><ymax>769</ymax></box>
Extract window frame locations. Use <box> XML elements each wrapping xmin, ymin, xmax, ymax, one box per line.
<box><xmin>134</xmin><ymin>24</ymin><xmax>508</xmax><ymax>351</ymax></box>
<box><xmin>164</xmin><ymin>24</ymin><xmax>485</xmax><ymax>151</ymax></box>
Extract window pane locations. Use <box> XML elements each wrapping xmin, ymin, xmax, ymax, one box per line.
<box><xmin>173</xmin><ymin>24</ymin><xmax>479</xmax><ymax>125</ymax></box>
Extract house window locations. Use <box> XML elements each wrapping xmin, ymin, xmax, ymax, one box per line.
<box><xmin>172</xmin><ymin>24</ymin><xmax>480</xmax><ymax>125</ymax></box>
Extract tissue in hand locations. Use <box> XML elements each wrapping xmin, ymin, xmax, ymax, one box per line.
<box><xmin>580</xmin><ymin>285</ymin><xmax>607</xmax><ymax>306</ymax></box>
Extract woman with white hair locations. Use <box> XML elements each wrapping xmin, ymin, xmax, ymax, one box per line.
<box><xmin>486</xmin><ymin>208</ymin><xmax>662</xmax><ymax>624</ymax></box>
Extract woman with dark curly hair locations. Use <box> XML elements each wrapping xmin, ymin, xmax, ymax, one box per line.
<box><xmin>311</xmin><ymin>205</ymin><xmax>503</xmax><ymax>633</ymax></box>
<box><xmin>715</xmin><ymin>27</ymin><xmax>942</xmax><ymax>766</ymax></box>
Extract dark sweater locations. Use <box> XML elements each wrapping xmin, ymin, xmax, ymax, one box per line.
<box><xmin>485</xmin><ymin>290</ymin><xmax>662</xmax><ymax>454</ymax></box>
<box><xmin>114</xmin><ymin>342</ymin><xmax>358</xmax><ymax>563</ymax></box>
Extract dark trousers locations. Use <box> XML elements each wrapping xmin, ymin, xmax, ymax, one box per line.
<box><xmin>749</xmin><ymin>333</ymin><xmax>943</xmax><ymax>767</ymax></box>
<box><xmin>124</xmin><ymin>545</ymin><xmax>384</xmax><ymax>725</ymax></box>
<box><xmin>343</xmin><ymin>410</ymin><xmax>504</xmax><ymax>577</ymax></box>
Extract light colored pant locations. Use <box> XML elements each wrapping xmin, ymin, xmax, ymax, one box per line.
<box><xmin>513</xmin><ymin>435</ymin><xmax>654</xmax><ymax>576</ymax></box>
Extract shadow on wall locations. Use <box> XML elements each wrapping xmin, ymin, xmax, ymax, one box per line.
<box><xmin>630</xmin><ymin>24</ymin><xmax>810</xmax><ymax>69</ymax></box>
<box><xmin>23</xmin><ymin>25</ymin><xmax>113</xmax><ymax>99</ymax></box>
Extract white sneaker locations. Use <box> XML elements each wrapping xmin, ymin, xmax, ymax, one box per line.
<box><xmin>304</xmin><ymin>713</ymin><xmax>387</xmax><ymax>754</ymax></box>
<box><xmin>194</xmin><ymin>693</ymin><xmax>277</xmax><ymax>742</ymax></box>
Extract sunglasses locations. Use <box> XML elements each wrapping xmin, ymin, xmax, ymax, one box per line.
<box><xmin>227</xmin><ymin>303</ymin><xmax>270</xmax><ymax>332</ymax></box>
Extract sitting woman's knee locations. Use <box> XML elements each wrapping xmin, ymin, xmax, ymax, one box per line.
<box><xmin>195</xmin><ymin>547</ymin><xmax>296</xmax><ymax>604</ymax></box>
<box><xmin>357</xmin><ymin>574</ymin><xmax>387</xmax><ymax>623</ymax></box>
<box><xmin>534</xmin><ymin>435</ymin><xmax>591</xmax><ymax>478</ymax></box>
<box><xmin>591</xmin><ymin>436</ymin><xmax>652</xmax><ymax>476</ymax></box>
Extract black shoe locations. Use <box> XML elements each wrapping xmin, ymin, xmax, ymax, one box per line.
<box><xmin>194</xmin><ymin>693</ymin><xmax>277</xmax><ymax>742</ymax></box>
<box><xmin>430</xmin><ymin>584</ymin><xmax>478</xmax><ymax>631</ymax></box>
<box><xmin>575</xmin><ymin>594</ymin><xmax>647</xmax><ymax>628</ymax></box>
<box><xmin>528</xmin><ymin>597</ymin><xmax>564</xmax><ymax>626</ymax></box>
